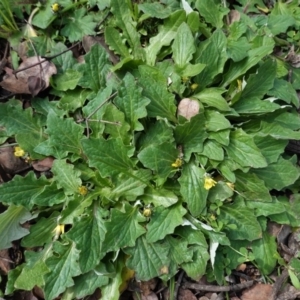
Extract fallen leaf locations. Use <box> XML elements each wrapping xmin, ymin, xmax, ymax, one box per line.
<box><xmin>241</xmin><ymin>283</ymin><xmax>272</xmax><ymax>300</ymax></box>
<box><xmin>0</xmin><ymin>144</ymin><xmax>28</xmax><ymax>173</ymax></box>
<box><xmin>177</xmin><ymin>98</ymin><xmax>200</xmax><ymax>120</ymax></box>
<box><xmin>178</xmin><ymin>288</ymin><xmax>197</xmax><ymax>300</ymax></box>
<box><xmin>32</xmin><ymin>157</ymin><xmax>54</xmax><ymax>172</ymax></box>
<box><xmin>0</xmin><ymin>56</ymin><xmax>57</xmax><ymax>96</ymax></box>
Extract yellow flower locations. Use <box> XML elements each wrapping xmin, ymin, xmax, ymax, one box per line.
<box><xmin>143</xmin><ymin>207</ymin><xmax>152</xmax><ymax>217</ymax></box>
<box><xmin>53</xmin><ymin>224</ymin><xmax>64</xmax><ymax>238</ymax></box>
<box><xmin>51</xmin><ymin>3</ymin><xmax>60</xmax><ymax>13</ymax></box>
<box><xmin>190</xmin><ymin>83</ymin><xmax>198</xmax><ymax>90</ymax></box>
<box><xmin>226</xmin><ymin>182</ymin><xmax>235</xmax><ymax>190</ymax></box>
<box><xmin>14</xmin><ymin>146</ymin><xmax>25</xmax><ymax>157</ymax></box>
<box><xmin>78</xmin><ymin>185</ymin><xmax>88</xmax><ymax>195</ymax></box>
<box><xmin>171</xmin><ymin>158</ymin><xmax>183</xmax><ymax>168</ymax></box>
<box><xmin>204</xmin><ymin>177</ymin><xmax>217</xmax><ymax>190</ymax></box>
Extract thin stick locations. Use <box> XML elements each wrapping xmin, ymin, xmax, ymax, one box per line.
<box><xmin>12</xmin><ymin>42</ymin><xmax>80</xmax><ymax>75</ymax></box>
<box><xmin>183</xmin><ymin>280</ymin><xmax>254</xmax><ymax>292</ymax></box>
<box><xmin>174</xmin><ymin>270</ymin><xmax>184</xmax><ymax>300</ymax></box>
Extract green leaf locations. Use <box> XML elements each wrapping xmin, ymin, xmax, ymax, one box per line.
<box><xmin>253</xmin><ymin>136</ymin><xmax>287</xmax><ymax>164</ymax></box>
<box><xmin>145</xmin><ymin>10</ymin><xmax>186</xmax><ymax>65</ymax></box>
<box><xmin>252</xmin><ymin>157</ymin><xmax>300</xmax><ymax>190</ymax></box>
<box><xmin>146</xmin><ymin>203</ymin><xmax>186</xmax><ymax>243</ymax></box>
<box><xmin>208</xmin><ymin>181</ymin><xmax>234</xmax><ymax>202</ymax></box>
<box><xmin>142</xmin><ymin>187</ymin><xmax>178</xmax><ymax>208</ymax></box>
<box><xmin>110</xmin><ymin>0</ymin><xmax>144</xmax><ymax>60</ymax></box>
<box><xmin>44</xmin><ymin>241</ymin><xmax>81</xmax><ymax>300</ymax></box>
<box><xmin>58</xmin><ymin>89</ymin><xmax>91</xmax><ymax>113</ymax></box>
<box><xmin>82</xmin><ymin>137</ymin><xmax>135</xmax><ymax>178</ymax></box>
<box><xmin>201</xmin><ymin>140</ymin><xmax>224</xmax><ymax>161</ymax></box>
<box><xmin>72</xmin><ymin>269</ymin><xmax>109</xmax><ymax>299</ymax></box>
<box><xmin>124</xmin><ymin>236</ymin><xmax>170</xmax><ymax>281</ymax></box>
<box><xmin>205</xmin><ymin>110</ymin><xmax>231</xmax><ymax>132</ymax></box>
<box><xmin>67</xmin><ymin>205</ymin><xmax>106</xmax><ymax>272</ymax></box>
<box><xmin>225</xmin><ymin>129</ymin><xmax>267</xmax><ymax>169</ymax></box>
<box><xmin>235</xmin><ymin>171</ymin><xmax>272</xmax><ymax>202</ymax></box>
<box><xmin>114</xmin><ymin>73</ymin><xmax>150</xmax><ymax>131</ymax></box>
<box><xmin>137</xmin><ymin>120</ymin><xmax>174</xmax><ymax>150</ymax></box>
<box><xmin>220</xmin><ymin>200</ymin><xmax>262</xmax><ymax>241</ymax></box>
<box><xmin>257</xmin><ymin>121</ymin><xmax>300</xmax><ymax>140</ymax></box>
<box><xmin>52</xmin><ymin>69</ymin><xmax>81</xmax><ymax>91</ymax></box>
<box><xmin>104</xmin><ymin>26</ymin><xmax>131</xmax><ymax>58</ymax></box>
<box><xmin>0</xmin><ymin>172</ymin><xmax>48</xmax><ymax>209</ymax></box>
<box><xmin>252</xmin><ymin>232</ymin><xmax>278</xmax><ymax>275</ymax></box>
<box><xmin>268</xmin><ymin>14</ymin><xmax>295</xmax><ymax>35</ymax></box>
<box><xmin>268</xmin><ymin>79</ymin><xmax>299</xmax><ymax>107</ymax></box>
<box><xmin>193</xmin><ymin>88</ymin><xmax>230</xmax><ymax>111</ymax></box>
<box><xmin>103</xmin><ymin>203</ymin><xmax>146</xmax><ymax>252</ymax></box>
<box><xmin>172</xmin><ymin>22</ymin><xmax>195</xmax><ymax>68</ymax></box>
<box><xmin>194</xmin><ymin>30</ymin><xmax>228</xmax><ymax>88</ymax></box>
<box><xmin>182</xmin><ymin>245</ymin><xmax>210</xmax><ymax>280</ymax></box>
<box><xmin>103</xmin><ymin>103</ymin><xmax>131</xmax><ymax>145</ymax></box>
<box><xmin>101</xmin><ymin>170</ymin><xmax>150</xmax><ymax>202</ymax></box>
<box><xmin>0</xmin><ymin>205</ymin><xmax>33</xmax><ymax>249</ymax></box>
<box><xmin>0</xmin><ymin>100</ymin><xmax>46</xmax><ymax>158</ymax></box>
<box><xmin>139</xmin><ymin>2</ymin><xmax>173</xmax><ymax>19</ymax></box>
<box><xmin>195</xmin><ymin>0</ymin><xmax>229</xmax><ymax>28</ymax></box>
<box><xmin>77</xmin><ymin>44</ymin><xmax>111</xmax><ymax>92</ymax></box>
<box><xmin>234</xmin><ymin>59</ymin><xmax>276</xmax><ymax>103</ymax></box>
<box><xmin>269</xmin><ymin>195</ymin><xmax>300</xmax><ymax>227</ymax></box>
<box><xmin>32</xmin><ymin>2</ymin><xmax>56</xmax><ymax>29</ymax></box>
<box><xmin>61</xmin><ymin>8</ymin><xmax>96</xmax><ymax>42</ymax></box>
<box><xmin>209</xmin><ymin>129</ymin><xmax>230</xmax><ymax>146</ymax></box>
<box><xmin>32</xmin><ymin>184</ymin><xmax>66</xmax><ymax>206</ymax></box>
<box><xmin>138</xmin><ymin>142</ymin><xmax>178</xmax><ymax>184</ymax></box>
<box><xmin>15</xmin><ymin>255</ymin><xmax>49</xmax><ymax>290</ymax></box>
<box><xmin>222</xmin><ymin>44</ymin><xmax>274</xmax><ymax>87</ymax></box>
<box><xmin>227</xmin><ymin>37</ymin><xmax>250</xmax><ymax>62</ymax></box>
<box><xmin>52</xmin><ymin>159</ymin><xmax>82</xmax><ymax>196</ymax></box>
<box><xmin>21</xmin><ymin>212</ymin><xmax>60</xmax><ymax>247</ymax></box>
<box><xmin>179</xmin><ymin>162</ymin><xmax>208</xmax><ymax>216</ymax></box>
<box><xmin>138</xmin><ymin>65</ymin><xmax>177</xmax><ymax>122</ymax></box>
<box><xmin>246</xmin><ymin>197</ymin><xmax>286</xmax><ymax>217</ymax></box>
<box><xmin>174</xmin><ymin>113</ymin><xmax>208</xmax><ymax>159</ymax></box>
<box><xmin>43</xmin><ymin>110</ymin><xmax>84</xmax><ymax>158</ymax></box>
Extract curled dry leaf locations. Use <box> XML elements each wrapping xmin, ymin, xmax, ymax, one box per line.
<box><xmin>286</xmin><ymin>45</ymin><xmax>300</xmax><ymax>68</ymax></box>
<box><xmin>0</xmin><ymin>56</ymin><xmax>57</xmax><ymax>96</ymax></box>
<box><xmin>32</xmin><ymin>157</ymin><xmax>54</xmax><ymax>172</ymax></box>
<box><xmin>228</xmin><ymin>10</ymin><xmax>241</xmax><ymax>24</ymax></box>
<box><xmin>241</xmin><ymin>283</ymin><xmax>272</xmax><ymax>300</ymax></box>
<box><xmin>177</xmin><ymin>98</ymin><xmax>200</xmax><ymax>120</ymax></box>
<box><xmin>0</xmin><ymin>144</ymin><xmax>28</xmax><ymax>173</ymax></box>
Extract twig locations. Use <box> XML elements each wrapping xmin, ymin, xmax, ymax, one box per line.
<box><xmin>271</xmin><ymin>269</ymin><xmax>289</xmax><ymax>300</ymax></box>
<box><xmin>76</xmin><ymin>92</ymin><xmax>118</xmax><ymax>138</ymax></box>
<box><xmin>174</xmin><ymin>270</ymin><xmax>184</xmax><ymax>300</ymax></box>
<box><xmin>12</xmin><ymin>42</ymin><xmax>81</xmax><ymax>75</ymax></box>
<box><xmin>183</xmin><ymin>280</ymin><xmax>255</xmax><ymax>292</ymax></box>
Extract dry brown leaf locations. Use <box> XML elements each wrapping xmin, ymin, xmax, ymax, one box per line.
<box><xmin>178</xmin><ymin>288</ymin><xmax>197</xmax><ymax>300</ymax></box>
<box><xmin>32</xmin><ymin>157</ymin><xmax>54</xmax><ymax>172</ymax></box>
<box><xmin>241</xmin><ymin>283</ymin><xmax>272</xmax><ymax>300</ymax></box>
<box><xmin>177</xmin><ymin>98</ymin><xmax>200</xmax><ymax>120</ymax></box>
<box><xmin>133</xmin><ymin>292</ymin><xmax>158</xmax><ymax>300</ymax></box>
<box><xmin>0</xmin><ymin>56</ymin><xmax>56</xmax><ymax>96</ymax></box>
<box><xmin>0</xmin><ymin>144</ymin><xmax>28</xmax><ymax>173</ymax></box>
<box><xmin>228</xmin><ymin>10</ymin><xmax>241</xmax><ymax>24</ymax></box>
<box><xmin>0</xmin><ymin>249</ymin><xmax>13</xmax><ymax>274</ymax></box>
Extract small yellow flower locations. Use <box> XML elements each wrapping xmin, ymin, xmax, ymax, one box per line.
<box><xmin>53</xmin><ymin>224</ymin><xmax>64</xmax><ymax>238</ymax></box>
<box><xmin>51</xmin><ymin>3</ymin><xmax>60</xmax><ymax>13</ymax></box>
<box><xmin>171</xmin><ymin>158</ymin><xmax>183</xmax><ymax>168</ymax></box>
<box><xmin>204</xmin><ymin>177</ymin><xmax>217</xmax><ymax>190</ymax></box>
<box><xmin>190</xmin><ymin>83</ymin><xmax>198</xmax><ymax>90</ymax></box>
<box><xmin>226</xmin><ymin>182</ymin><xmax>235</xmax><ymax>190</ymax></box>
<box><xmin>78</xmin><ymin>185</ymin><xmax>88</xmax><ymax>196</ymax></box>
<box><xmin>14</xmin><ymin>146</ymin><xmax>25</xmax><ymax>157</ymax></box>
<box><xmin>143</xmin><ymin>207</ymin><xmax>152</xmax><ymax>217</ymax></box>
<box><xmin>210</xmin><ymin>214</ymin><xmax>216</xmax><ymax>221</ymax></box>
